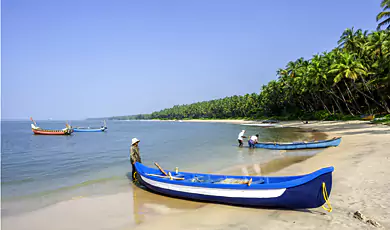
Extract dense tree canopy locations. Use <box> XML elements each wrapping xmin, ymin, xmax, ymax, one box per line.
<box><xmin>112</xmin><ymin>28</ymin><xmax>390</xmax><ymax>121</ymax></box>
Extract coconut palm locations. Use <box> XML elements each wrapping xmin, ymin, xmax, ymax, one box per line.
<box><xmin>377</xmin><ymin>0</ymin><xmax>390</xmax><ymax>30</ymax></box>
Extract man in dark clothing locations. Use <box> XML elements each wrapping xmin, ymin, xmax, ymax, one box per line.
<box><xmin>130</xmin><ymin>138</ymin><xmax>141</xmax><ymax>181</ymax></box>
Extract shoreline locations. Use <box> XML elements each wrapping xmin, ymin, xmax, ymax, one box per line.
<box><xmin>113</xmin><ymin>118</ymin><xmax>375</xmax><ymax>127</ymax></box>
<box><xmin>3</xmin><ymin>121</ymin><xmax>389</xmax><ymax>230</ymax></box>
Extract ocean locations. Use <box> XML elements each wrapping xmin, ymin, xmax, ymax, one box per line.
<box><xmin>1</xmin><ymin>120</ymin><xmax>326</xmax><ymax>217</ymax></box>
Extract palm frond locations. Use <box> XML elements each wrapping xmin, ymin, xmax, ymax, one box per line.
<box><xmin>377</xmin><ymin>18</ymin><xmax>390</xmax><ymax>31</ymax></box>
<box><xmin>380</xmin><ymin>0</ymin><xmax>390</xmax><ymax>8</ymax></box>
<box><xmin>376</xmin><ymin>11</ymin><xmax>390</xmax><ymax>21</ymax></box>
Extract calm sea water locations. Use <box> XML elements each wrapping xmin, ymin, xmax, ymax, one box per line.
<box><xmin>1</xmin><ymin>120</ymin><xmax>324</xmax><ymax>216</ymax></box>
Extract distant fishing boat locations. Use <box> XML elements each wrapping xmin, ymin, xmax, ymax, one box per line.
<box><xmin>262</xmin><ymin>119</ymin><xmax>280</xmax><ymax>124</ymax></box>
<box><xmin>73</xmin><ymin>120</ymin><xmax>107</xmax><ymax>132</ymax></box>
<box><xmin>242</xmin><ymin>119</ymin><xmax>282</xmax><ymax>127</ymax></box>
<box><xmin>134</xmin><ymin>162</ymin><xmax>334</xmax><ymax>210</ymax></box>
<box><xmin>73</xmin><ymin>127</ymin><xmax>107</xmax><ymax>132</ymax></box>
<box><xmin>30</xmin><ymin>117</ymin><xmax>72</xmax><ymax>135</ymax></box>
<box><xmin>253</xmin><ymin>137</ymin><xmax>341</xmax><ymax>150</ymax></box>
<box><xmin>242</xmin><ymin>123</ymin><xmax>283</xmax><ymax>128</ymax></box>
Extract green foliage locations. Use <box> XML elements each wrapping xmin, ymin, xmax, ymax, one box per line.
<box><xmin>314</xmin><ymin>111</ymin><xmax>330</xmax><ymax>120</ymax></box>
<box><xmin>112</xmin><ymin>28</ymin><xmax>390</xmax><ymax>121</ymax></box>
<box><xmin>377</xmin><ymin>0</ymin><xmax>390</xmax><ymax>30</ymax></box>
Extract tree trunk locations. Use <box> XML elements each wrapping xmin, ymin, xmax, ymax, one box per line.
<box><xmin>335</xmin><ymin>84</ymin><xmax>354</xmax><ymax>116</ymax></box>
<box><xmin>344</xmin><ymin>80</ymin><xmax>362</xmax><ymax>114</ymax></box>
<box><xmin>313</xmin><ymin>93</ymin><xmax>332</xmax><ymax>114</ymax></box>
<box><xmin>354</xmin><ymin>83</ymin><xmax>390</xmax><ymax>113</ymax></box>
<box><xmin>329</xmin><ymin>94</ymin><xmax>344</xmax><ymax>114</ymax></box>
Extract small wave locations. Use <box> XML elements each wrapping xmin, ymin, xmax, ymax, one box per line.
<box><xmin>3</xmin><ymin>175</ymin><xmax>125</xmax><ymax>201</ymax></box>
<box><xmin>1</xmin><ymin>177</ymin><xmax>34</xmax><ymax>185</ymax></box>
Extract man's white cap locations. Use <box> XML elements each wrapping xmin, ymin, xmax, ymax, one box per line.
<box><xmin>132</xmin><ymin>138</ymin><xmax>140</xmax><ymax>145</ymax></box>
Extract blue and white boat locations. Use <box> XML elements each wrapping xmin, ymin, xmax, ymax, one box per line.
<box><xmin>254</xmin><ymin>137</ymin><xmax>341</xmax><ymax>150</ymax></box>
<box><xmin>73</xmin><ymin>127</ymin><xmax>107</xmax><ymax>132</ymax></box>
<box><xmin>134</xmin><ymin>162</ymin><xmax>334</xmax><ymax>210</ymax></box>
<box><xmin>73</xmin><ymin>120</ymin><xmax>107</xmax><ymax>132</ymax></box>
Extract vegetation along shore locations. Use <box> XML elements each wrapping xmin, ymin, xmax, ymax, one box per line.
<box><xmin>110</xmin><ymin>25</ymin><xmax>389</xmax><ymax>123</ymax></box>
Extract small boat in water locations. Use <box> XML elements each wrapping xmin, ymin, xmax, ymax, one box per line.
<box><xmin>73</xmin><ymin>120</ymin><xmax>107</xmax><ymax>132</ymax></box>
<box><xmin>242</xmin><ymin>119</ymin><xmax>282</xmax><ymax>128</ymax></box>
<box><xmin>73</xmin><ymin>127</ymin><xmax>107</xmax><ymax>132</ymax></box>
<box><xmin>134</xmin><ymin>162</ymin><xmax>333</xmax><ymax>210</ymax></box>
<box><xmin>242</xmin><ymin>123</ymin><xmax>283</xmax><ymax>128</ymax></box>
<box><xmin>254</xmin><ymin>137</ymin><xmax>341</xmax><ymax>150</ymax></box>
<box><xmin>30</xmin><ymin>118</ymin><xmax>72</xmax><ymax>135</ymax></box>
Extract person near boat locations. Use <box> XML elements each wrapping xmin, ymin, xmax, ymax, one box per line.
<box><xmin>248</xmin><ymin>134</ymin><xmax>259</xmax><ymax>148</ymax></box>
<box><xmin>130</xmin><ymin>138</ymin><xmax>141</xmax><ymax>181</ymax></box>
<box><xmin>237</xmin><ymin>130</ymin><xmax>247</xmax><ymax>147</ymax></box>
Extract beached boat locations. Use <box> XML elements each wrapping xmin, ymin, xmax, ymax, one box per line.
<box><xmin>134</xmin><ymin>162</ymin><xmax>333</xmax><ymax>210</ymax></box>
<box><xmin>254</xmin><ymin>137</ymin><xmax>341</xmax><ymax>150</ymax></box>
<box><xmin>73</xmin><ymin>120</ymin><xmax>107</xmax><ymax>132</ymax></box>
<box><xmin>361</xmin><ymin>114</ymin><xmax>375</xmax><ymax>121</ymax></box>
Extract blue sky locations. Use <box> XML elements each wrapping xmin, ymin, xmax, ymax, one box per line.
<box><xmin>1</xmin><ymin>0</ymin><xmax>382</xmax><ymax>120</ymax></box>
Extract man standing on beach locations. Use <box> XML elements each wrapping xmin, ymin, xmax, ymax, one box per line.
<box><xmin>237</xmin><ymin>130</ymin><xmax>246</xmax><ymax>147</ymax></box>
<box><xmin>130</xmin><ymin>138</ymin><xmax>141</xmax><ymax>181</ymax></box>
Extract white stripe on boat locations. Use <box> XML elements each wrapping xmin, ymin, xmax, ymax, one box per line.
<box><xmin>141</xmin><ymin>176</ymin><xmax>286</xmax><ymax>198</ymax></box>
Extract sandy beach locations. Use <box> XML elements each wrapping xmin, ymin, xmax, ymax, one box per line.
<box><xmin>130</xmin><ymin>120</ymin><xmax>390</xmax><ymax>230</ymax></box>
<box><xmin>3</xmin><ymin>120</ymin><xmax>390</xmax><ymax>230</ymax></box>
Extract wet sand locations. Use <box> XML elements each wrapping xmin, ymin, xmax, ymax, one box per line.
<box><xmin>3</xmin><ymin>121</ymin><xmax>390</xmax><ymax>230</ymax></box>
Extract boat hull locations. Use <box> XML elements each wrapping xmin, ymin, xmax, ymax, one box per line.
<box><xmin>32</xmin><ymin>129</ymin><xmax>71</xmax><ymax>135</ymax></box>
<box><xmin>254</xmin><ymin>137</ymin><xmax>341</xmax><ymax>150</ymax></box>
<box><xmin>73</xmin><ymin>128</ymin><xmax>106</xmax><ymax>132</ymax></box>
<box><xmin>241</xmin><ymin>123</ymin><xmax>283</xmax><ymax>128</ymax></box>
<box><xmin>135</xmin><ymin>163</ymin><xmax>333</xmax><ymax>209</ymax></box>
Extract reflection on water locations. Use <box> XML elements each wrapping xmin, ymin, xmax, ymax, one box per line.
<box><xmin>235</xmin><ymin>148</ymin><xmax>322</xmax><ymax>176</ymax></box>
<box><xmin>237</xmin><ymin>148</ymin><xmax>262</xmax><ymax>176</ymax></box>
<box><xmin>128</xmin><ymin>176</ymin><xmax>205</xmax><ymax>225</ymax></box>
<box><xmin>251</xmin><ymin>127</ymin><xmax>328</xmax><ymax>143</ymax></box>
<box><xmin>247</xmin><ymin>153</ymin><xmax>319</xmax><ymax>176</ymax></box>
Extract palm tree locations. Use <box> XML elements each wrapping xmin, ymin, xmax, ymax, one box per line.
<box><xmin>338</xmin><ymin>28</ymin><xmax>367</xmax><ymax>54</ymax></box>
<box><xmin>329</xmin><ymin>52</ymin><xmax>390</xmax><ymax>113</ymax></box>
<box><xmin>366</xmin><ymin>30</ymin><xmax>390</xmax><ymax>59</ymax></box>
<box><xmin>377</xmin><ymin>0</ymin><xmax>390</xmax><ymax>30</ymax></box>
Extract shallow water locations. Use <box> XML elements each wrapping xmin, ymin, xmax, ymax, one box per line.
<box><xmin>1</xmin><ymin>120</ymin><xmax>327</xmax><ymax>217</ymax></box>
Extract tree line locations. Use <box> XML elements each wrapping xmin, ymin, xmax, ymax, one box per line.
<box><xmin>112</xmin><ymin>2</ymin><xmax>390</xmax><ymax>121</ymax></box>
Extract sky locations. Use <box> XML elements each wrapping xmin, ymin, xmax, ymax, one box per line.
<box><xmin>1</xmin><ymin>0</ymin><xmax>382</xmax><ymax>120</ymax></box>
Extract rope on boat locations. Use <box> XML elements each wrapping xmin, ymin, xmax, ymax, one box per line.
<box><xmin>133</xmin><ymin>171</ymin><xmax>138</xmax><ymax>183</ymax></box>
<box><xmin>321</xmin><ymin>182</ymin><xmax>332</xmax><ymax>212</ymax></box>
